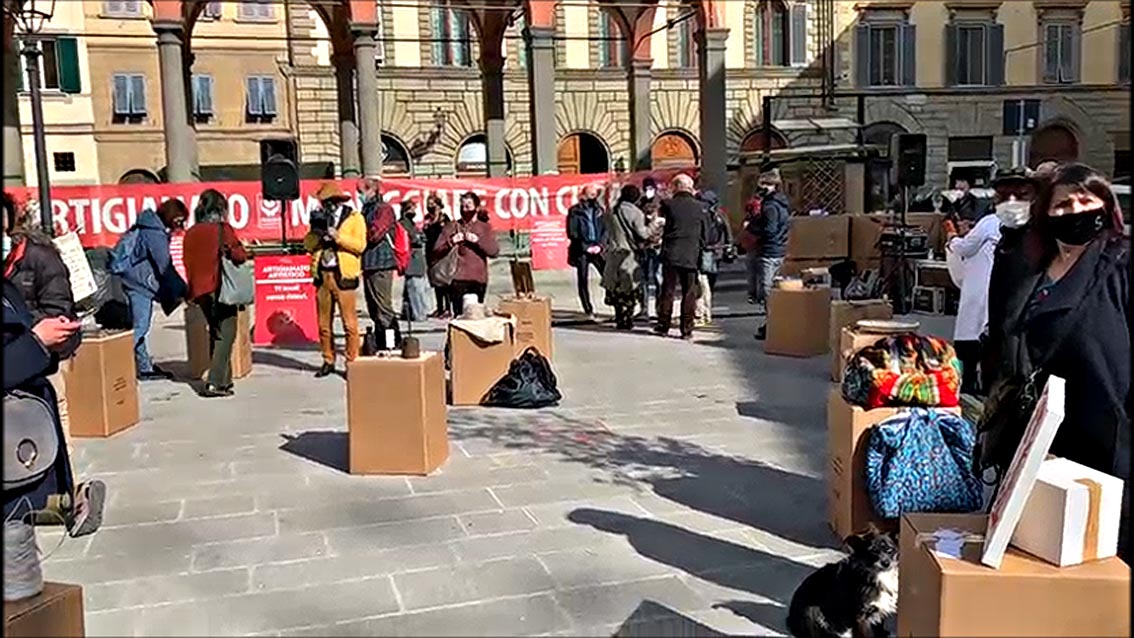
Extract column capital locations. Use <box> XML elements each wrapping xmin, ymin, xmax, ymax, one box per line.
<box><xmin>152</xmin><ymin>20</ymin><xmax>186</xmax><ymax>38</ymax></box>
<box><xmin>350</xmin><ymin>22</ymin><xmax>380</xmax><ymax>40</ymax></box>
<box><xmin>695</xmin><ymin>27</ymin><xmax>729</xmax><ymax>49</ymax></box>
<box><xmin>630</xmin><ymin>58</ymin><xmax>653</xmax><ymax>73</ymax></box>
<box><xmin>523</xmin><ymin>25</ymin><xmax>556</xmax><ymax>44</ymax></box>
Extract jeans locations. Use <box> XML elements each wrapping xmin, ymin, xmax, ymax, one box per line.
<box><xmin>575</xmin><ymin>252</ymin><xmax>606</xmax><ymax>315</ymax></box>
<box><xmin>695</xmin><ymin>273</ymin><xmax>713</xmax><ymax>323</ymax></box>
<box><xmin>126</xmin><ymin>289</ymin><xmax>155</xmax><ymax>375</ymax></box>
<box><xmin>363</xmin><ymin>269</ymin><xmax>396</xmax><ymax>330</ymax></box>
<box><xmin>638</xmin><ymin>249</ymin><xmax>661</xmax><ymax>315</ymax></box>
<box><xmin>448</xmin><ymin>281</ymin><xmax>487</xmax><ymax>317</ymax></box>
<box><xmin>753</xmin><ymin>255</ymin><xmax>785</xmax><ymax>306</ymax></box>
<box><xmin>402</xmin><ymin>276</ymin><xmax>430</xmax><ymax>322</ymax></box>
<box><xmin>198</xmin><ymin>295</ymin><xmax>238</xmax><ymax>389</ymax></box>
<box><xmin>317</xmin><ymin>270</ymin><xmax>361</xmax><ymax>365</ymax></box>
<box><xmin>656</xmin><ymin>264</ymin><xmax>699</xmax><ymax>337</ymax></box>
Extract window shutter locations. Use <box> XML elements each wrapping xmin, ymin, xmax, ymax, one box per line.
<box><xmin>112</xmin><ymin>74</ymin><xmax>129</xmax><ymax>114</ymax></box>
<box><xmin>944</xmin><ymin>24</ymin><xmax>958</xmax><ymax>86</ymax></box>
<box><xmin>854</xmin><ymin>23</ymin><xmax>870</xmax><ymax>87</ymax></box>
<box><xmin>261</xmin><ymin>77</ymin><xmax>277</xmax><ymax>115</ymax></box>
<box><xmin>130</xmin><ymin>75</ymin><xmax>146</xmax><ymax>114</ymax></box>
<box><xmin>790</xmin><ymin>3</ymin><xmax>808</xmax><ymax>67</ymax></box>
<box><xmin>1121</xmin><ymin>23</ymin><xmax>1131</xmax><ymax>83</ymax></box>
<box><xmin>755</xmin><ymin>7</ymin><xmax>767</xmax><ymax>66</ymax></box>
<box><xmin>246</xmin><ymin>77</ymin><xmax>261</xmax><ymax>114</ymax></box>
<box><xmin>203</xmin><ymin>75</ymin><xmax>214</xmax><ymax>114</ymax></box>
<box><xmin>56</xmin><ymin>37</ymin><xmax>81</xmax><ymax>94</ymax></box>
<box><xmin>1042</xmin><ymin>24</ymin><xmax>1060</xmax><ymax>82</ymax></box>
<box><xmin>430</xmin><ymin>7</ymin><xmax>446</xmax><ymax>65</ymax></box>
<box><xmin>1067</xmin><ymin>24</ymin><xmax>1081</xmax><ymax>82</ymax></box>
<box><xmin>900</xmin><ymin>23</ymin><xmax>917</xmax><ymax>86</ymax></box>
<box><xmin>987</xmin><ymin>24</ymin><xmax>1005</xmax><ymax>86</ymax></box>
<box><xmin>124</xmin><ymin>1</ymin><xmax>141</xmax><ymax>14</ymax></box>
<box><xmin>14</xmin><ymin>39</ymin><xmax>24</xmax><ymax>92</ymax></box>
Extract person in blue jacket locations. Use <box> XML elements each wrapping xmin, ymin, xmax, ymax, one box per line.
<box><xmin>116</xmin><ymin>199</ymin><xmax>188</xmax><ymax>380</ymax></box>
<box><xmin>750</xmin><ymin>168</ymin><xmax>791</xmax><ymax>340</ymax></box>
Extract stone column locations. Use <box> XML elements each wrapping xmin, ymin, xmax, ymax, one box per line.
<box><xmin>696</xmin><ymin>28</ymin><xmax>729</xmax><ymax>195</ymax></box>
<box><xmin>334</xmin><ymin>53</ymin><xmax>361</xmax><ymax>178</ymax></box>
<box><xmin>480</xmin><ymin>53</ymin><xmax>507</xmax><ymax>178</ymax></box>
<box><xmin>628</xmin><ymin>58</ymin><xmax>653</xmax><ymax>172</ymax></box>
<box><xmin>155</xmin><ymin>23</ymin><xmax>195</xmax><ymax>183</ymax></box>
<box><xmin>2</xmin><ymin>34</ymin><xmax>25</xmax><ymax>187</ymax></box>
<box><xmin>182</xmin><ymin>46</ymin><xmax>200</xmax><ymax>178</ymax></box>
<box><xmin>524</xmin><ymin>26</ymin><xmax>557</xmax><ymax>175</ymax></box>
<box><xmin>352</xmin><ymin>25</ymin><xmax>382</xmax><ymax>178</ymax></box>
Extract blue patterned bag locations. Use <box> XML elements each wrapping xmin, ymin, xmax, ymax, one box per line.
<box><xmin>865</xmin><ymin>408</ymin><xmax>983</xmax><ymax>519</ymax></box>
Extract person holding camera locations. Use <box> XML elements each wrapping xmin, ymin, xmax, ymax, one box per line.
<box><xmin>304</xmin><ymin>182</ymin><xmax>366</xmax><ymax>378</ymax></box>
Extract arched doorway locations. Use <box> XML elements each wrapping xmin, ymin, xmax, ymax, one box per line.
<box><xmin>1030</xmin><ymin>123</ymin><xmax>1079</xmax><ymax>167</ymax></box>
<box><xmin>740</xmin><ymin>128</ymin><xmax>788</xmax><ymax>154</ymax></box>
<box><xmin>557</xmin><ymin>132</ymin><xmax>610</xmax><ymax>175</ymax></box>
<box><xmin>651</xmin><ymin>131</ymin><xmax>699</xmax><ymax>169</ymax></box>
<box><xmin>381</xmin><ymin>133</ymin><xmax>412</xmax><ymax>176</ymax></box>
<box><xmin>119</xmin><ymin>169</ymin><xmax>161</xmax><ymax>185</ymax></box>
<box><xmin>455</xmin><ymin>134</ymin><xmax>514</xmax><ymax>176</ymax></box>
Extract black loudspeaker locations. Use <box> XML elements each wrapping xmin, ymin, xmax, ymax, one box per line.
<box><xmin>260</xmin><ymin>138</ymin><xmax>299</xmax><ymax>201</ymax></box>
<box><xmin>891</xmin><ymin>133</ymin><xmax>927</xmax><ymax>188</ymax></box>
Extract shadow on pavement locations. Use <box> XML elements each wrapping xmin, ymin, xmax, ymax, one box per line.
<box><xmin>449</xmin><ymin>411</ymin><xmax>836</xmax><ymax>549</ymax></box>
<box><xmin>278</xmin><ymin>431</ymin><xmax>349</xmax><ymax>473</ymax></box>
<box><xmin>569</xmin><ymin>508</ymin><xmax>808</xmax><ymax>610</ymax></box>
<box><xmin>711</xmin><ymin>600</ymin><xmax>790</xmax><ymax>633</ymax></box>
<box><xmin>252</xmin><ymin>349</ymin><xmax>322</xmax><ymax>373</ymax></box>
<box><xmin>613</xmin><ymin>600</ymin><xmax>728</xmax><ymax>637</ymax></box>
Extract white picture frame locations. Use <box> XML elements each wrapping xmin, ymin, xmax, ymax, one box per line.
<box><xmin>52</xmin><ymin>231</ymin><xmax>98</xmax><ymax>304</ymax></box>
<box><xmin>981</xmin><ymin>375</ymin><xmax>1067</xmax><ymax>569</ymax></box>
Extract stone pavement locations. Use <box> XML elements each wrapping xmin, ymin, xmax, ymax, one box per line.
<box><xmin>42</xmin><ymin>263</ymin><xmax>955</xmax><ymax>637</ymax></box>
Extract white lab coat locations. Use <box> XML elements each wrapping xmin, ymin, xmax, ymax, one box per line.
<box><xmin>945</xmin><ymin>214</ymin><xmax>1001</xmax><ymax>342</ymax></box>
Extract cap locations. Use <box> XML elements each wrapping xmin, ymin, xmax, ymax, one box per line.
<box><xmin>991</xmin><ymin>167</ymin><xmax>1034</xmax><ymax>187</ymax></box>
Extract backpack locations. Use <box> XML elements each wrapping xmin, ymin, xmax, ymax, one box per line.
<box><xmin>481</xmin><ymin>348</ymin><xmax>562</xmax><ymax>408</ymax></box>
<box><xmin>108</xmin><ymin>227</ymin><xmax>143</xmax><ymax>276</ymax></box>
<box><xmin>390</xmin><ymin>222</ymin><xmax>410</xmax><ymax>275</ymax></box>
<box><xmin>841</xmin><ymin>333</ymin><xmax>962</xmax><ymax>409</ymax></box>
<box><xmin>865</xmin><ymin>408</ymin><xmax>983</xmax><ymax>519</ymax></box>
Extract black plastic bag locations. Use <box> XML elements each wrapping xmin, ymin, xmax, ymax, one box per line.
<box><xmin>85</xmin><ymin>248</ymin><xmax>132</xmax><ymax>330</ymax></box>
<box><xmin>481</xmin><ymin>348</ymin><xmax>561</xmax><ymax>409</ymax></box>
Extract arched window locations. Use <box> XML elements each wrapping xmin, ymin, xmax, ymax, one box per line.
<box><xmin>740</xmin><ymin>127</ymin><xmax>789</xmax><ymax>154</ymax></box>
<box><xmin>1029</xmin><ymin>123</ymin><xmax>1080</xmax><ymax>167</ymax></box>
<box><xmin>431</xmin><ymin>1</ymin><xmax>472</xmax><ymax>67</ymax></box>
<box><xmin>557</xmin><ymin>132</ymin><xmax>611</xmax><ymax>174</ymax></box>
<box><xmin>381</xmin><ymin>134</ymin><xmax>412</xmax><ymax>176</ymax></box>
<box><xmin>755</xmin><ymin>0</ymin><xmax>808</xmax><ymax>67</ymax></box>
<box><xmin>596</xmin><ymin>10</ymin><xmax>626</xmax><ymax>68</ymax></box>
<box><xmin>651</xmin><ymin>131</ymin><xmax>699</xmax><ymax>169</ymax></box>
<box><xmin>456</xmin><ymin>134</ymin><xmax>514</xmax><ymax>176</ymax></box>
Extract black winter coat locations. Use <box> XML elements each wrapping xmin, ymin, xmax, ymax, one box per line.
<box><xmin>990</xmin><ymin>235</ymin><xmax>1130</xmax><ymax>559</ymax></box>
<box><xmin>751</xmin><ymin>191</ymin><xmax>790</xmax><ymax>258</ymax></box>
<box><xmin>659</xmin><ymin>192</ymin><xmax>707</xmax><ymax>270</ymax></box>
<box><xmin>5</xmin><ymin>230</ymin><xmax>80</xmax><ymax>359</ymax></box>
<box><xmin>2</xmin><ymin>279</ymin><xmax>74</xmax><ymax>517</ymax></box>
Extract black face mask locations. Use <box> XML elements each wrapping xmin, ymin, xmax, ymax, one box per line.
<box><xmin>1049</xmin><ymin>209</ymin><xmax>1106</xmax><ymax>246</ymax></box>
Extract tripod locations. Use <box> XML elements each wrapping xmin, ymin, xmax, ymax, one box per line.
<box><xmin>879</xmin><ymin>185</ymin><xmax>915</xmax><ymax>315</ymax></box>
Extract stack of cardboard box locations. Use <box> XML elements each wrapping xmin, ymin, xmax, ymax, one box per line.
<box><xmin>781</xmin><ymin>215</ymin><xmax>850</xmax><ymax>276</ymax></box>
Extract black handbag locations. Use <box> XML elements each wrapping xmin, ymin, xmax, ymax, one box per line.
<box><xmin>3</xmin><ymin>390</ymin><xmax>60</xmax><ymax>491</ymax></box>
<box><xmin>428</xmin><ymin>246</ymin><xmax>460</xmax><ymax>288</ymax></box>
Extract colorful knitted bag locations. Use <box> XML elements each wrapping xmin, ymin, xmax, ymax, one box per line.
<box><xmin>841</xmin><ymin>333</ymin><xmax>962</xmax><ymax>409</ymax></box>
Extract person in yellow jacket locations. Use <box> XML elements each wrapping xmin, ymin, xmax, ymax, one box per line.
<box><xmin>304</xmin><ymin>182</ymin><xmax>366</xmax><ymax>377</ymax></box>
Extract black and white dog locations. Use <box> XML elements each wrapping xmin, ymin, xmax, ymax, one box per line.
<box><xmin>786</xmin><ymin>527</ymin><xmax>899</xmax><ymax>638</ymax></box>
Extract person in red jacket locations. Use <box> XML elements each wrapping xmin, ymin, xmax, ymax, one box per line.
<box><xmin>182</xmin><ymin>189</ymin><xmax>249</xmax><ymax>398</ymax></box>
<box><xmin>431</xmin><ymin>192</ymin><xmax>499</xmax><ymax>317</ymax></box>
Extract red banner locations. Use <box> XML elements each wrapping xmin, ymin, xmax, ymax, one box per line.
<box><xmin>253</xmin><ymin>254</ymin><xmax>319</xmax><ymax>346</ymax></box>
<box><xmin>6</xmin><ymin>169</ymin><xmax>693</xmax><ymax>249</ymax></box>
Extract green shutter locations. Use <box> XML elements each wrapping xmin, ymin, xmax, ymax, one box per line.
<box><xmin>56</xmin><ymin>37</ymin><xmax>81</xmax><ymax>94</ymax></box>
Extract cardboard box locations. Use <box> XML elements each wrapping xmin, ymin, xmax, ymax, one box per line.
<box><xmin>765</xmin><ymin>287</ymin><xmax>832</xmax><ymax>358</ymax></box>
<box><xmin>787</xmin><ymin>215</ymin><xmax>850</xmax><ymax>260</ymax></box>
<box><xmin>185</xmin><ymin>304</ymin><xmax>253</xmax><ymax>380</ymax></box>
<box><xmin>1012</xmin><ymin>457</ymin><xmax>1124</xmax><ymax>567</ymax></box>
<box><xmin>497</xmin><ymin>296</ymin><xmax>553</xmax><ymax>360</ymax></box>
<box><xmin>829</xmin><ymin>300</ymin><xmax>893</xmax><ymax>380</ymax></box>
<box><xmin>66</xmin><ymin>330</ymin><xmax>139</xmax><ymax>438</ymax></box>
<box><xmin>449</xmin><ymin>323</ymin><xmax>516</xmax><ymax>406</ymax></box>
<box><xmin>3</xmin><ymin>582</ymin><xmax>84</xmax><ymax>638</ymax></box>
<box><xmin>849</xmin><ymin>213</ymin><xmax>887</xmax><ymax>263</ymax></box>
<box><xmin>827</xmin><ymin>388</ymin><xmax>904</xmax><ymax>539</ymax></box>
<box><xmin>906</xmin><ymin>212</ymin><xmax>947</xmax><ymax>255</ymax></box>
<box><xmin>346</xmin><ymin>352</ymin><xmax>448</xmax><ymax>475</ymax></box>
<box><xmin>898</xmin><ymin>513</ymin><xmax>1130</xmax><ymax>637</ymax></box>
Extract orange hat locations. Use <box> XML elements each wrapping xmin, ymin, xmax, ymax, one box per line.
<box><xmin>315</xmin><ymin>182</ymin><xmax>350</xmax><ymax>203</ymax></box>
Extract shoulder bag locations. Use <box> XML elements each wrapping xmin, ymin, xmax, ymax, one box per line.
<box><xmin>428</xmin><ymin>242</ymin><xmax>460</xmax><ymax>288</ymax></box>
<box><xmin>217</xmin><ymin>222</ymin><xmax>255</xmax><ymax>306</ymax></box>
<box><xmin>3</xmin><ymin>390</ymin><xmax>60</xmax><ymax>490</ymax></box>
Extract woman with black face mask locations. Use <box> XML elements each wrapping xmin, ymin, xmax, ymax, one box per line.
<box><xmin>983</xmin><ymin>163</ymin><xmax>1130</xmax><ymax>564</ymax></box>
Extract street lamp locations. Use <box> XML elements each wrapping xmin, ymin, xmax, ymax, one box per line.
<box><xmin>6</xmin><ymin>0</ymin><xmax>57</xmax><ymax>236</ymax></box>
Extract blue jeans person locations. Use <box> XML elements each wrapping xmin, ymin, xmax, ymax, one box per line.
<box><xmin>402</xmin><ymin>276</ymin><xmax>430</xmax><ymax>322</ymax></box>
<box><xmin>638</xmin><ymin>248</ymin><xmax>661</xmax><ymax>316</ymax></box>
<box><xmin>125</xmin><ymin>289</ymin><xmax>155</xmax><ymax>375</ymax></box>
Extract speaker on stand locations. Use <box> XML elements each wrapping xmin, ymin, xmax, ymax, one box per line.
<box><xmin>882</xmin><ymin>133</ymin><xmax>927</xmax><ymax>315</ymax></box>
<box><xmin>260</xmin><ymin>138</ymin><xmax>300</xmax><ymax>251</ymax></box>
